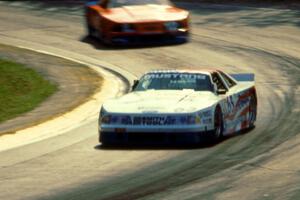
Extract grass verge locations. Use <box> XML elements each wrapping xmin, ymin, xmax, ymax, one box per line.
<box><xmin>0</xmin><ymin>58</ymin><xmax>57</xmax><ymax>123</ymax></box>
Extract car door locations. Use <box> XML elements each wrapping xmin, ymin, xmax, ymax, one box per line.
<box><xmin>211</xmin><ymin>72</ymin><xmax>230</xmax><ymax>134</ymax></box>
<box><xmin>218</xmin><ymin>71</ymin><xmax>250</xmax><ymax>134</ymax></box>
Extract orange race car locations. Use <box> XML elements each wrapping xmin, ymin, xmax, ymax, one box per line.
<box><xmin>85</xmin><ymin>0</ymin><xmax>190</xmax><ymax>45</ymax></box>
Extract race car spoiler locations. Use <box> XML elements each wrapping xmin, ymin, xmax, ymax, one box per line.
<box><xmin>230</xmin><ymin>73</ymin><xmax>255</xmax><ymax>82</ymax></box>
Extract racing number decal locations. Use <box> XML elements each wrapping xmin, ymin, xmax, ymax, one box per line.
<box><xmin>224</xmin><ymin>90</ymin><xmax>252</xmax><ymax>134</ymax></box>
<box><xmin>222</xmin><ymin>94</ymin><xmax>237</xmax><ymax>119</ymax></box>
<box><xmin>226</xmin><ymin>95</ymin><xmax>235</xmax><ymax>115</ymax></box>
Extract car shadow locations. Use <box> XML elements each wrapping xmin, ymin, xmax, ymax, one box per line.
<box><xmin>80</xmin><ymin>36</ymin><xmax>188</xmax><ymax>50</ymax></box>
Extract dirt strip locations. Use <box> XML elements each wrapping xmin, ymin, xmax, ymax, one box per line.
<box><xmin>0</xmin><ymin>44</ymin><xmax>102</xmax><ymax>135</ymax></box>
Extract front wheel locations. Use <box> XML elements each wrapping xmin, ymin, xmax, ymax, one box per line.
<box><xmin>87</xmin><ymin>24</ymin><xmax>96</xmax><ymax>37</ymax></box>
<box><xmin>87</xmin><ymin>24</ymin><xmax>103</xmax><ymax>41</ymax></box>
<box><xmin>212</xmin><ymin>106</ymin><xmax>224</xmax><ymax>142</ymax></box>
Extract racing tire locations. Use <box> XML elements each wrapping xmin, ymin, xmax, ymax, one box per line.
<box><xmin>87</xmin><ymin>25</ymin><xmax>97</xmax><ymax>37</ymax></box>
<box><xmin>95</xmin><ymin>28</ymin><xmax>103</xmax><ymax>41</ymax></box>
<box><xmin>212</xmin><ymin>106</ymin><xmax>224</xmax><ymax>142</ymax></box>
<box><xmin>87</xmin><ymin>24</ymin><xmax>104</xmax><ymax>41</ymax></box>
<box><xmin>248</xmin><ymin>94</ymin><xmax>257</xmax><ymax>128</ymax></box>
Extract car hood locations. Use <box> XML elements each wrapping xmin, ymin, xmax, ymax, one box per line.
<box><xmin>103</xmin><ymin>5</ymin><xmax>188</xmax><ymax>23</ymax></box>
<box><xmin>103</xmin><ymin>90</ymin><xmax>218</xmax><ymax>114</ymax></box>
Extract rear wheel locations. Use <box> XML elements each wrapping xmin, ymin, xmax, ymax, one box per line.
<box><xmin>212</xmin><ymin>106</ymin><xmax>223</xmax><ymax>142</ymax></box>
<box><xmin>248</xmin><ymin>94</ymin><xmax>257</xmax><ymax>128</ymax></box>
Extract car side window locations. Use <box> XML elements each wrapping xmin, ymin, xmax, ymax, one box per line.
<box><xmin>219</xmin><ymin>71</ymin><xmax>236</xmax><ymax>88</ymax></box>
<box><xmin>211</xmin><ymin>72</ymin><xmax>227</xmax><ymax>90</ymax></box>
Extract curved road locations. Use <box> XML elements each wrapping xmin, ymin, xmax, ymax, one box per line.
<box><xmin>0</xmin><ymin>2</ymin><xmax>299</xmax><ymax>200</ymax></box>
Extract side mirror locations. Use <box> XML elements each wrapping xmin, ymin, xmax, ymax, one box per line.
<box><xmin>131</xmin><ymin>80</ymin><xmax>139</xmax><ymax>91</ymax></box>
<box><xmin>217</xmin><ymin>88</ymin><xmax>227</xmax><ymax>95</ymax></box>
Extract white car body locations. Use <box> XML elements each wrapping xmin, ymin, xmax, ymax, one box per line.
<box><xmin>99</xmin><ymin>69</ymin><xmax>257</xmax><ymax>144</ymax></box>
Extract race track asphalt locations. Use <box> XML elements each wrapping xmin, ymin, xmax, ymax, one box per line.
<box><xmin>0</xmin><ymin>1</ymin><xmax>299</xmax><ymax>200</ymax></box>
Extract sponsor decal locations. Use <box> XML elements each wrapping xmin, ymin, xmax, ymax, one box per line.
<box><xmin>224</xmin><ymin>90</ymin><xmax>251</xmax><ymax>116</ymax></box>
<box><xmin>202</xmin><ymin>118</ymin><xmax>212</xmax><ymax>124</ymax></box>
<box><xmin>236</xmin><ymin>97</ymin><xmax>249</xmax><ymax>111</ymax></box>
<box><xmin>198</xmin><ymin>110</ymin><xmax>212</xmax><ymax>118</ymax></box>
<box><xmin>124</xmin><ymin>116</ymin><xmax>177</xmax><ymax>125</ymax></box>
<box><xmin>117</xmin><ymin>115</ymin><xmax>203</xmax><ymax>126</ymax></box>
<box><xmin>225</xmin><ymin>115</ymin><xmax>247</xmax><ymax>129</ymax></box>
<box><xmin>145</xmin><ymin>73</ymin><xmax>207</xmax><ymax>80</ymax></box>
<box><xmin>222</xmin><ymin>90</ymin><xmax>252</xmax><ymax>134</ymax></box>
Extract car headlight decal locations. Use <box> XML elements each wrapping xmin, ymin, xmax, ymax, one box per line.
<box><xmin>121</xmin><ymin>24</ymin><xmax>135</xmax><ymax>32</ymax></box>
<box><xmin>164</xmin><ymin>21</ymin><xmax>179</xmax><ymax>31</ymax></box>
<box><xmin>101</xmin><ymin>115</ymin><xmax>112</xmax><ymax>124</ymax></box>
<box><xmin>198</xmin><ymin>109</ymin><xmax>213</xmax><ymax>124</ymax></box>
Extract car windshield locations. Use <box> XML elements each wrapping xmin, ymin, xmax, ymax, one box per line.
<box><xmin>108</xmin><ymin>0</ymin><xmax>170</xmax><ymax>8</ymax></box>
<box><xmin>134</xmin><ymin>72</ymin><xmax>213</xmax><ymax>92</ymax></box>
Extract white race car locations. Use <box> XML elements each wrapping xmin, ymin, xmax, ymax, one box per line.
<box><xmin>99</xmin><ymin>69</ymin><xmax>257</xmax><ymax>145</ymax></box>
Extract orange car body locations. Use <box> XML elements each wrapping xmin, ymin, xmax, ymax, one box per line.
<box><xmin>85</xmin><ymin>0</ymin><xmax>189</xmax><ymax>44</ymax></box>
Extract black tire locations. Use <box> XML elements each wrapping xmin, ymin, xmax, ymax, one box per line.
<box><xmin>87</xmin><ymin>24</ymin><xmax>104</xmax><ymax>41</ymax></box>
<box><xmin>87</xmin><ymin>24</ymin><xmax>96</xmax><ymax>38</ymax></box>
<box><xmin>248</xmin><ymin>94</ymin><xmax>257</xmax><ymax>128</ymax></box>
<box><xmin>213</xmin><ymin>106</ymin><xmax>224</xmax><ymax>142</ymax></box>
<box><xmin>95</xmin><ymin>27</ymin><xmax>103</xmax><ymax>41</ymax></box>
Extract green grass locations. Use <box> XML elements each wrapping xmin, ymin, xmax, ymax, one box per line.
<box><xmin>0</xmin><ymin>58</ymin><xmax>57</xmax><ymax>123</ymax></box>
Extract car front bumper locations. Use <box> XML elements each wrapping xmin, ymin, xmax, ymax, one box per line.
<box><xmin>99</xmin><ymin>126</ymin><xmax>215</xmax><ymax>145</ymax></box>
<box><xmin>108</xmin><ymin>30</ymin><xmax>189</xmax><ymax>45</ymax></box>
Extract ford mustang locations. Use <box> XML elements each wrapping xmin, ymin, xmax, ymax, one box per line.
<box><xmin>85</xmin><ymin>0</ymin><xmax>189</xmax><ymax>45</ymax></box>
<box><xmin>98</xmin><ymin>69</ymin><xmax>257</xmax><ymax>145</ymax></box>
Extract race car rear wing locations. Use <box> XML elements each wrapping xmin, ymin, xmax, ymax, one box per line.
<box><xmin>230</xmin><ymin>73</ymin><xmax>255</xmax><ymax>82</ymax></box>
